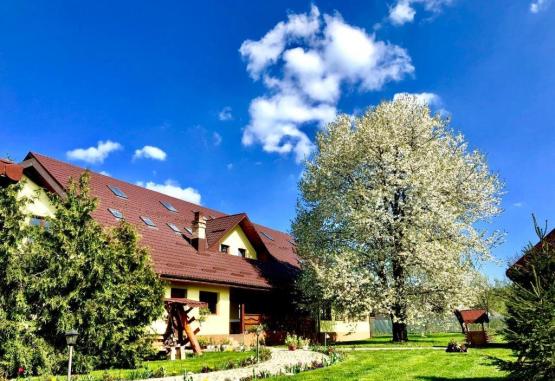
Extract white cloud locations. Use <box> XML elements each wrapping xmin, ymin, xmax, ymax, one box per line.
<box><xmin>66</xmin><ymin>140</ymin><xmax>122</xmax><ymax>164</ymax></box>
<box><xmin>227</xmin><ymin>163</ymin><xmax>233</xmax><ymax>170</ymax></box>
<box><xmin>136</xmin><ymin>179</ymin><xmax>201</xmax><ymax>205</ymax></box>
<box><xmin>530</xmin><ymin>0</ymin><xmax>550</xmax><ymax>13</ymax></box>
<box><xmin>218</xmin><ymin>106</ymin><xmax>233</xmax><ymax>121</ymax></box>
<box><xmin>213</xmin><ymin>132</ymin><xmax>223</xmax><ymax>146</ymax></box>
<box><xmin>240</xmin><ymin>6</ymin><xmax>414</xmax><ymax>163</ymax></box>
<box><xmin>133</xmin><ymin>145</ymin><xmax>167</xmax><ymax>161</ymax></box>
<box><xmin>99</xmin><ymin>170</ymin><xmax>111</xmax><ymax>177</ymax></box>
<box><xmin>513</xmin><ymin>202</ymin><xmax>524</xmax><ymax>208</ymax></box>
<box><xmin>389</xmin><ymin>0</ymin><xmax>453</xmax><ymax>26</ymax></box>
<box><xmin>390</xmin><ymin>1</ymin><xmax>416</xmax><ymax>25</ymax></box>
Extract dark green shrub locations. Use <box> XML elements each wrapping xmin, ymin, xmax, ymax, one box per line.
<box><xmin>500</xmin><ymin>222</ymin><xmax>555</xmax><ymax>380</ymax></box>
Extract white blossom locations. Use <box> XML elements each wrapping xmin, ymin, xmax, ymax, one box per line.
<box><xmin>293</xmin><ymin>95</ymin><xmax>503</xmax><ymax>328</ymax></box>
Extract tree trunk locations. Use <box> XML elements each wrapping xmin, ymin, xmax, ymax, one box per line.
<box><xmin>392</xmin><ymin>321</ymin><xmax>408</xmax><ymax>342</ymax></box>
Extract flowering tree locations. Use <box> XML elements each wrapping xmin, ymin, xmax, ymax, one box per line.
<box><xmin>292</xmin><ymin>95</ymin><xmax>502</xmax><ymax>341</ymax></box>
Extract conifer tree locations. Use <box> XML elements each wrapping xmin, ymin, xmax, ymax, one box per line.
<box><xmin>0</xmin><ymin>180</ymin><xmax>54</xmax><ymax>377</ymax></box>
<box><xmin>500</xmin><ymin>221</ymin><xmax>555</xmax><ymax>380</ymax></box>
<box><xmin>28</xmin><ymin>173</ymin><xmax>164</xmax><ymax>371</ymax></box>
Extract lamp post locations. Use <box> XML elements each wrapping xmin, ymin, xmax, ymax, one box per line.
<box><xmin>65</xmin><ymin>330</ymin><xmax>78</xmax><ymax>381</ymax></box>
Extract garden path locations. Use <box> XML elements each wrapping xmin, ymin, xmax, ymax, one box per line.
<box><xmin>140</xmin><ymin>348</ymin><xmax>326</xmax><ymax>381</ymax></box>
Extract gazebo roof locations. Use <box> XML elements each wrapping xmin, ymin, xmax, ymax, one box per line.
<box><xmin>454</xmin><ymin>309</ymin><xmax>489</xmax><ymax>324</ymax></box>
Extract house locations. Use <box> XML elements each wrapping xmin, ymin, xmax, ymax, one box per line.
<box><xmin>507</xmin><ymin>228</ymin><xmax>555</xmax><ymax>281</ymax></box>
<box><xmin>6</xmin><ymin>152</ymin><xmax>371</xmax><ymax>344</ymax></box>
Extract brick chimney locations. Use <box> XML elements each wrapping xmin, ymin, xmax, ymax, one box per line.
<box><xmin>191</xmin><ymin>211</ymin><xmax>207</xmax><ymax>252</ymax></box>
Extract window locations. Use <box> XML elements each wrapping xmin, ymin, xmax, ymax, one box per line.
<box><xmin>140</xmin><ymin>216</ymin><xmax>156</xmax><ymax>227</ymax></box>
<box><xmin>238</xmin><ymin>248</ymin><xmax>246</xmax><ymax>258</ymax></box>
<box><xmin>160</xmin><ymin>200</ymin><xmax>178</xmax><ymax>212</ymax></box>
<box><xmin>167</xmin><ymin>222</ymin><xmax>181</xmax><ymax>233</ymax></box>
<box><xmin>29</xmin><ymin>216</ymin><xmax>50</xmax><ymax>229</ymax></box>
<box><xmin>260</xmin><ymin>231</ymin><xmax>274</xmax><ymax>241</ymax></box>
<box><xmin>220</xmin><ymin>244</ymin><xmax>229</xmax><ymax>253</ymax></box>
<box><xmin>108</xmin><ymin>208</ymin><xmax>123</xmax><ymax>219</ymax></box>
<box><xmin>30</xmin><ymin>216</ymin><xmax>44</xmax><ymax>227</ymax></box>
<box><xmin>107</xmin><ymin>185</ymin><xmax>127</xmax><ymax>199</ymax></box>
<box><xmin>199</xmin><ymin>291</ymin><xmax>218</xmax><ymax>314</ymax></box>
<box><xmin>170</xmin><ymin>288</ymin><xmax>187</xmax><ymax>299</ymax></box>
<box><xmin>184</xmin><ymin>227</ymin><xmax>193</xmax><ymax>235</ymax></box>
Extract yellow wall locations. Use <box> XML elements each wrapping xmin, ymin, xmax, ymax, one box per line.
<box><xmin>320</xmin><ymin>319</ymin><xmax>370</xmax><ymax>339</ymax></box>
<box><xmin>220</xmin><ymin>226</ymin><xmax>257</xmax><ymax>259</ymax></box>
<box><xmin>151</xmin><ymin>283</ymin><xmax>231</xmax><ymax>336</ymax></box>
<box><xmin>19</xmin><ymin>175</ymin><xmax>56</xmax><ymax>218</ymax></box>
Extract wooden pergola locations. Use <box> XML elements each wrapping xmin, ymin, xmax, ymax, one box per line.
<box><xmin>163</xmin><ymin>298</ymin><xmax>208</xmax><ymax>356</ymax></box>
<box><xmin>454</xmin><ymin>309</ymin><xmax>490</xmax><ymax>347</ymax></box>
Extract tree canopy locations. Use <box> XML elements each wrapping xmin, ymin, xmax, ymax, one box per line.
<box><xmin>293</xmin><ymin>95</ymin><xmax>503</xmax><ymax>341</ymax></box>
<box><xmin>0</xmin><ymin>173</ymin><xmax>164</xmax><ymax>376</ymax></box>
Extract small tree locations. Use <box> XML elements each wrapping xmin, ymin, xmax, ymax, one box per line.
<box><xmin>0</xmin><ymin>181</ymin><xmax>54</xmax><ymax>377</ymax></box>
<box><xmin>499</xmin><ymin>221</ymin><xmax>555</xmax><ymax>380</ymax></box>
<box><xmin>28</xmin><ymin>173</ymin><xmax>164</xmax><ymax>371</ymax></box>
<box><xmin>293</xmin><ymin>95</ymin><xmax>502</xmax><ymax>342</ymax></box>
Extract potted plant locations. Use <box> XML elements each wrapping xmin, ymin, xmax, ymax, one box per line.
<box><xmin>298</xmin><ymin>336</ymin><xmax>310</xmax><ymax>350</ymax></box>
<box><xmin>285</xmin><ymin>333</ymin><xmax>298</xmax><ymax>351</ymax></box>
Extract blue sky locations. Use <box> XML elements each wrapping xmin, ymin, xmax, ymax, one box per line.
<box><xmin>1</xmin><ymin>1</ymin><xmax>554</xmax><ymax>280</ymax></box>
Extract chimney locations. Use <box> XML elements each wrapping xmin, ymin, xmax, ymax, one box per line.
<box><xmin>191</xmin><ymin>211</ymin><xmax>207</xmax><ymax>252</ymax></box>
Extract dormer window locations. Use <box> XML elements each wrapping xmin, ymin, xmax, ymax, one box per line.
<box><xmin>238</xmin><ymin>248</ymin><xmax>246</xmax><ymax>258</ymax></box>
<box><xmin>167</xmin><ymin>222</ymin><xmax>181</xmax><ymax>233</ymax></box>
<box><xmin>260</xmin><ymin>231</ymin><xmax>274</xmax><ymax>241</ymax></box>
<box><xmin>160</xmin><ymin>200</ymin><xmax>178</xmax><ymax>212</ymax></box>
<box><xmin>108</xmin><ymin>208</ymin><xmax>123</xmax><ymax>219</ymax></box>
<box><xmin>220</xmin><ymin>244</ymin><xmax>229</xmax><ymax>253</ymax></box>
<box><xmin>107</xmin><ymin>185</ymin><xmax>127</xmax><ymax>199</ymax></box>
<box><xmin>140</xmin><ymin>216</ymin><xmax>156</xmax><ymax>227</ymax></box>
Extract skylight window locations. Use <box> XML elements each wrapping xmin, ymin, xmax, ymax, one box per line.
<box><xmin>140</xmin><ymin>216</ymin><xmax>156</xmax><ymax>227</ymax></box>
<box><xmin>108</xmin><ymin>208</ymin><xmax>123</xmax><ymax>219</ymax></box>
<box><xmin>107</xmin><ymin>185</ymin><xmax>127</xmax><ymax>199</ymax></box>
<box><xmin>167</xmin><ymin>222</ymin><xmax>181</xmax><ymax>233</ymax></box>
<box><xmin>160</xmin><ymin>201</ymin><xmax>178</xmax><ymax>212</ymax></box>
<box><xmin>260</xmin><ymin>231</ymin><xmax>274</xmax><ymax>241</ymax></box>
<box><xmin>184</xmin><ymin>227</ymin><xmax>193</xmax><ymax>235</ymax></box>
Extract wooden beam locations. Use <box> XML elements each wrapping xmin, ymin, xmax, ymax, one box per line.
<box><xmin>180</xmin><ymin>309</ymin><xmax>202</xmax><ymax>355</ymax></box>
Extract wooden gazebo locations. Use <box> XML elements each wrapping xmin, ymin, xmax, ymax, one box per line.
<box><xmin>163</xmin><ymin>298</ymin><xmax>208</xmax><ymax>358</ymax></box>
<box><xmin>454</xmin><ymin>309</ymin><xmax>490</xmax><ymax>347</ymax></box>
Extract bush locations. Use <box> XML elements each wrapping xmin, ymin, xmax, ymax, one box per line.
<box><xmin>499</xmin><ymin>222</ymin><xmax>555</xmax><ymax>380</ymax></box>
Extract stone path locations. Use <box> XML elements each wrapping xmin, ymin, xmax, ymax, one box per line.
<box><xmin>142</xmin><ymin>348</ymin><xmax>327</xmax><ymax>381</ymax></box>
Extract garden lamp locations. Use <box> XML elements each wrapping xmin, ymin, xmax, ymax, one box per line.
<box><xmin>65</xmin><ymin>329</ymin><xmax>78</xmax><ymax>381</ymax></box>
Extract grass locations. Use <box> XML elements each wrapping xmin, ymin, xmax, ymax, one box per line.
<box><xmin>39</xmin><ymin>351</ymin><xmax>254</xmax><ymax>381</ymax></box>
<box><xmin>269</xmin><ymin>347</ymin><xmax>513</xmax><ymax>380</ymax></box>
<box><xmin>336</xmin><ymin>333</ymin><xmax>467</xmax><ymax>348</ymax></box>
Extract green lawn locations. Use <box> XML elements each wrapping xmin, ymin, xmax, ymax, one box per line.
<box><xmin>336</xmin><ymin>333</ymin><xmax>467</xmax><ymax>348</ymax></box>
<box><xmin>43</xmin><ymin>351</ymin><xmax>254</xmax><ymax>381</ymax></box>
<box><xmin>270</xmin><ymin>348</ymin><xmax>513</xmax><ymax>380</ymax></box>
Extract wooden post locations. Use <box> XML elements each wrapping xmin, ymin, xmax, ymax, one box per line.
<box><xmin>240</xmin><ymin>303</ymin><xmax>246</xmax><ymax>333</ymax></box>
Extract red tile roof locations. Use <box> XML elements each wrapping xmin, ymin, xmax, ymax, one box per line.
<box><xmin>0</xmin><ymin>159</ymin><xmax>23</xmax><ymax>182</ymax></box>
<box><xmin>23</xmin><ymin>152</ymin><xmax>300</xmax><ymax>290</ymax></box>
